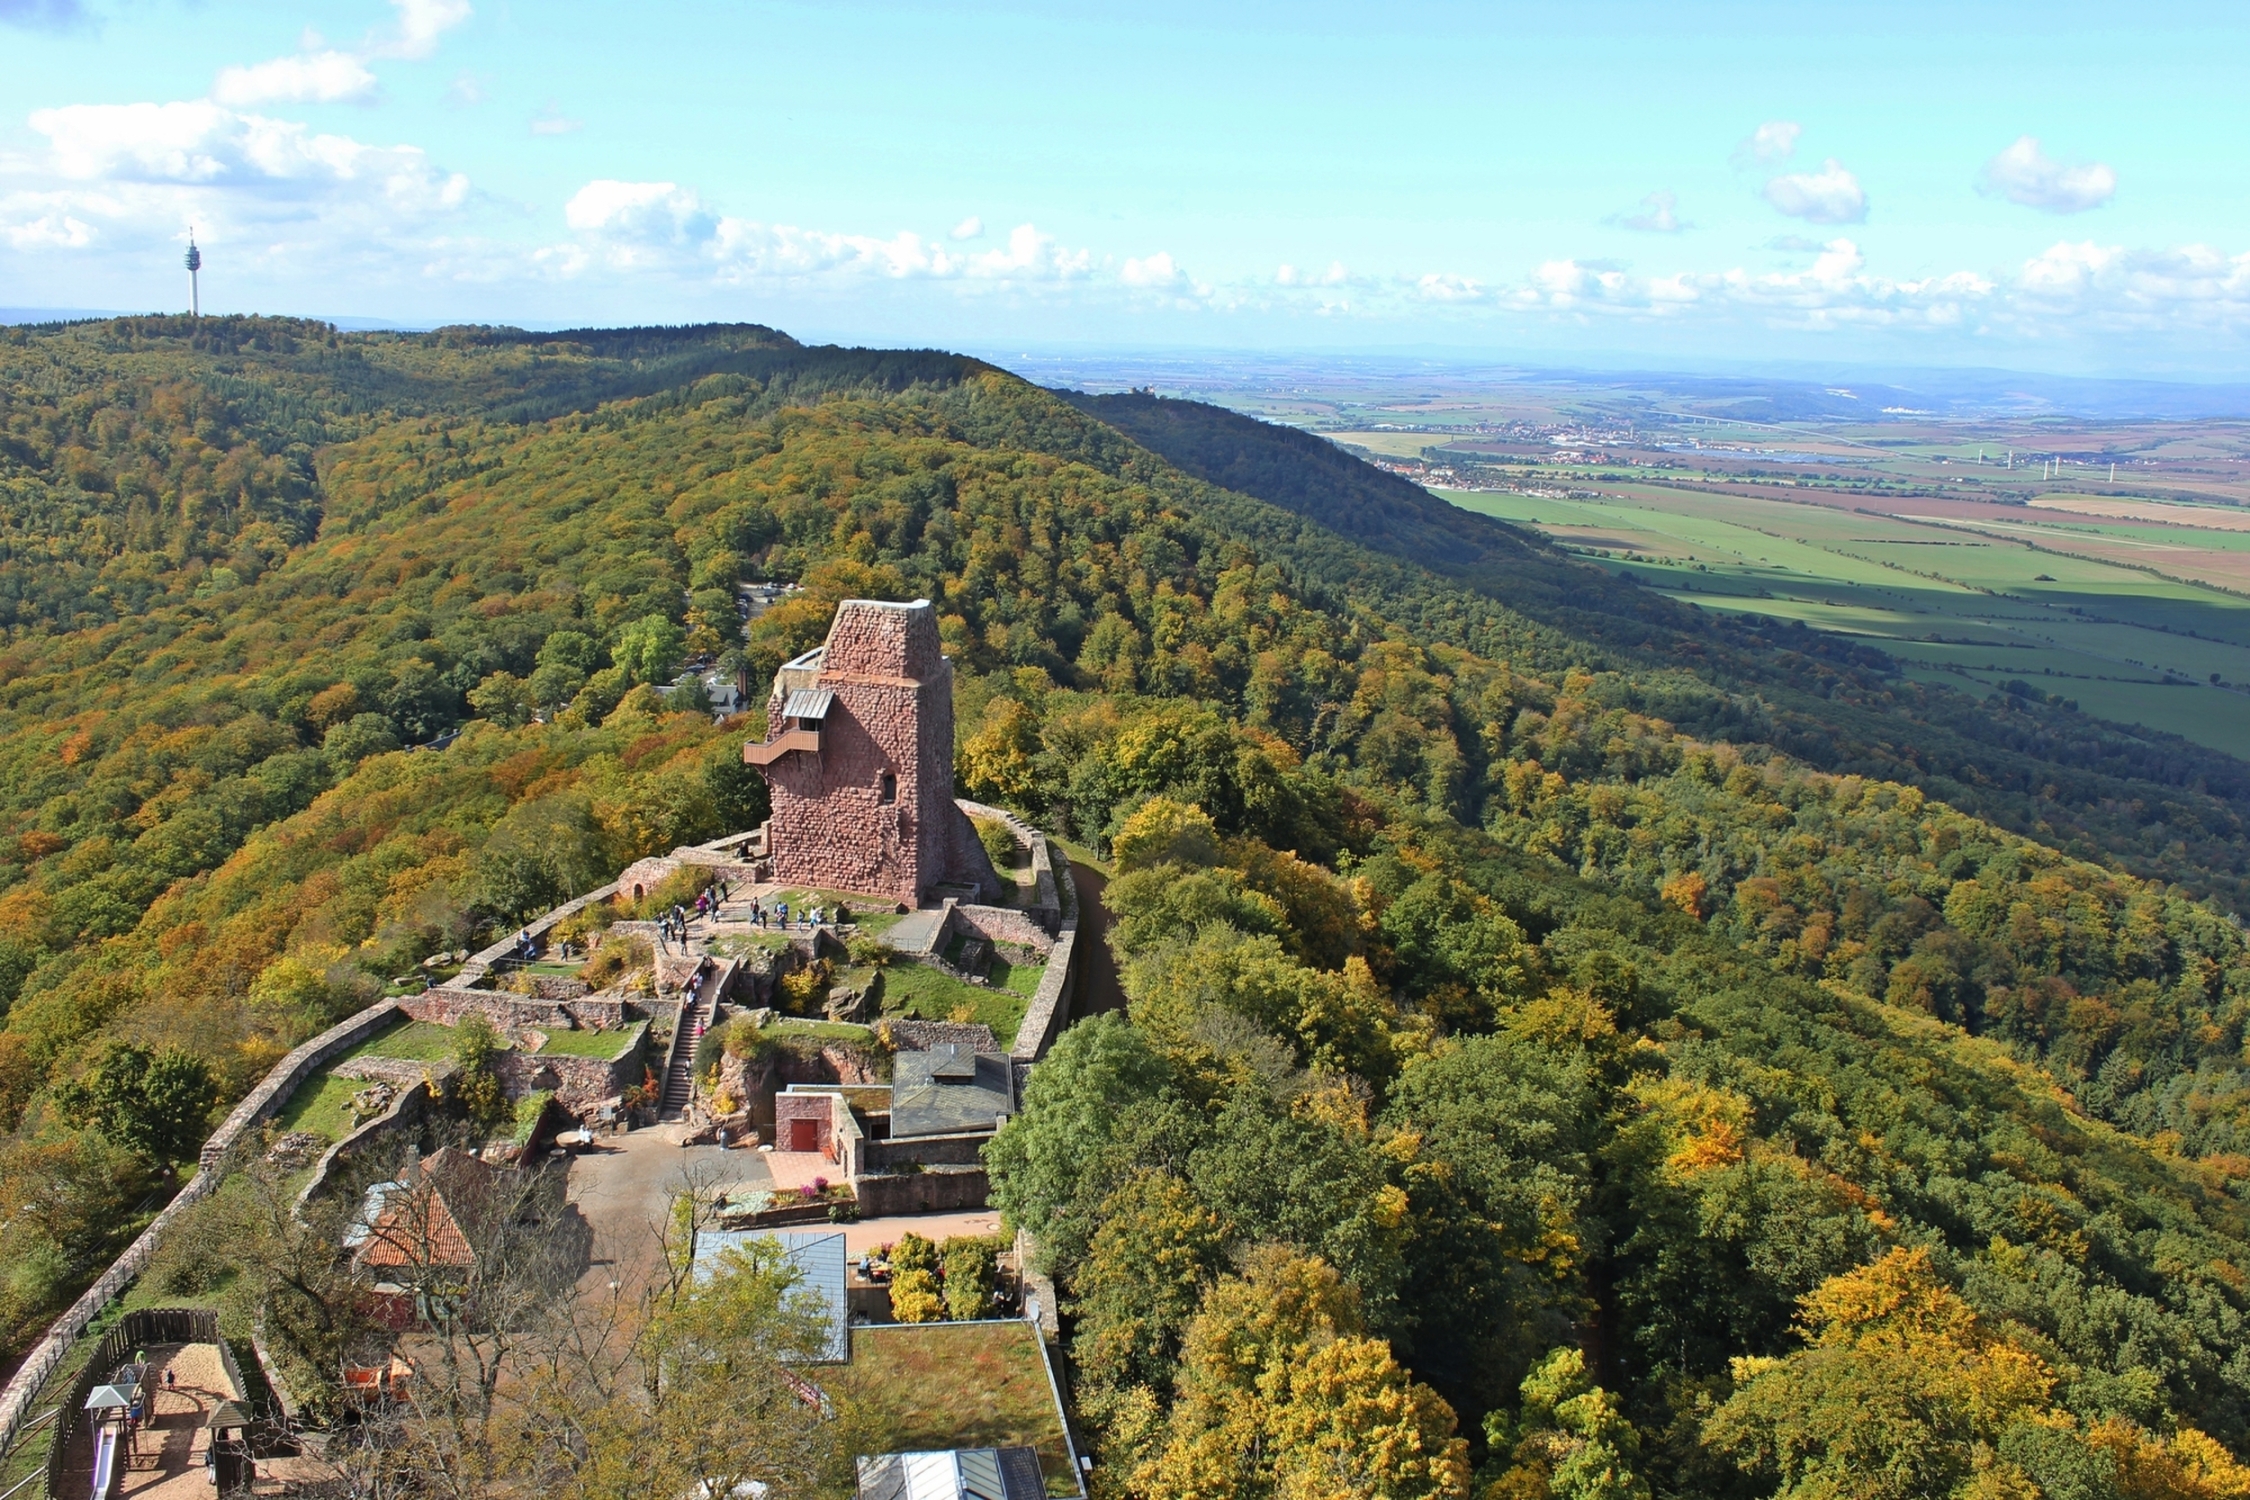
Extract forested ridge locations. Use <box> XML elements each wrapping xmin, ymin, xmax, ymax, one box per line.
<box><xmin>1</xmin><ymin>318</ymin><xmax>2249</xmax><ymax>1499</ymax></box>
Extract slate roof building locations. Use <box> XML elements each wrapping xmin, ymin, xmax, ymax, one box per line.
<box><xmin>889</xmin><ymin>1043</ymin><xmax>1014</xmax><ymax>1139</ymax></box>
<box><xmin>743</xmin><ymin>600</ymin><xmax>1001</xmax><ymax>907</ymax></box>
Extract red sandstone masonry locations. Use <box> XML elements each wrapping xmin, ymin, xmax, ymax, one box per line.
<box><xmin>752</xmin><ymin>600</ymin><xmax>999</xmax><ymax>906</ymax></box>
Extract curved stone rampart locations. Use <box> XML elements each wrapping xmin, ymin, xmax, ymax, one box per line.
<box><xmin>0</xmin><ymin>998</ymin><xmax>403</xmax><ymax>1462</ymax></box>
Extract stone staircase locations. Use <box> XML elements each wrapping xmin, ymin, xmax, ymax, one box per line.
<box><xmin>660</xmin><ymin>957</ymin><xmax>737</xmax><ymax>1121</ymax></box>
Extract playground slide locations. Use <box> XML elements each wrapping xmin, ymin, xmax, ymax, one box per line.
<box><xmin>86</xmin><ymin>1426</ymin><xmax>117</xmax><ymax>1500</ymax></box>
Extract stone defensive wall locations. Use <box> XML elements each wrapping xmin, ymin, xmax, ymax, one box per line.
<box><xmin>496</xmin><ymin>1041</ymin><xmax>649</xmax><ymax>1113</ymax></box>
<box><xmin>292</xmin><ymin>1078</ymin><xmax>435</xmax><ymax>1212</ymax></box>
<box><xmin>0</xmin><ymin>998</ymin><xmax>406</xmax><ymax>1460</ymax></box>
<box><xmin>0</xmin><ymin>813</ymin><xmax>1086</xmax><ymax>1466</ymax></box>
<box><xmin>401</xmin><ymin>984</ymin><xmax>650</xmax><ymax>1035</ymax></box>
<box><xmin>946</xmin><ymin>798</ymin><xmax>1081</xmax><ymax>1065</ymax></box>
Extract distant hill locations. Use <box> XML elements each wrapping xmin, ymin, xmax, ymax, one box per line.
<box><xmin>1064</xmin><ymin>389</ymin><xmax>2250</xmax><ymax>907</ymax></box>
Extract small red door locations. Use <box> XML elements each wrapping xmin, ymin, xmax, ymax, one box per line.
<box><xmin>788</xmin><ymin>1118</ymin><xmax>818</xmax><ymax>1152</ymax></box>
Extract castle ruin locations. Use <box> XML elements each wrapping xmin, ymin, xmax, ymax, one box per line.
<box><xmin>744</xmin><ymin>598</ymin><xmax>1001</xmax><ymax>907</ymax></box>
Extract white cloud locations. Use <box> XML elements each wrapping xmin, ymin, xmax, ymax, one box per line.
<box><xmin>378</xmin><ymin>0</ymin><xmax>472</xmax><ymax>59</ymax></box>
<box><xmin>28</xmin><ymin>101</ymin><xmax>466</xmax><ymax>209</ymax></box>
<box><xmin>1763</xmin><ymin>159</ymin><xmax>1867</xmax><ymax>224</ymax></box>
<box><xmin>564</xmin><ymin>179</ymin><xmax>714</xmax><ymax>246</ymax></box>
<box><xmin>1611</xmin><ymin>190</ymin><xmax>1688</xmax><ymax>233</ymax></box>
<box><xmin>206</xmin><ymin>2</ymin><xmax>468</xmax><ymax>114</ymax></box>
<box><xmin>1733</xmin><ymin>120</ymin><xmax>1800</xmax><ymax>168</ymax></box>
<box><xmin>1</xmin><ymin>206</ymin><xmax>95</xmax><ymax>250</ymax></box>
<box><xmin>213</xmin><ymin>51</ymin><xmax>380</xmax><ymax>107</ymax></box>
<box><xmin>1276</xmin><ymin>261</ymin><xmax>1348</xmax><ymax>287</ymax></box>
<box><xmin>545</xmin><ymin>190</ymin><xmax>1094</xmax><ymax>288</ymax></box>
<box><xmin>1980</xmin><ymin>136</ymin><xmax>2116</xmax><ymax>214</ymax></box>
<box><xmin>950</xmin><ymin>215</ymin><xmax>982</xmax><ymax>240</ymax></box>
<box><xmin>1120</xmin><ymin>251</ymin><xmax>1181</xmax><ymax>287</ymax></box>
<box><xmin>960</xmin><ymin>222</ymin><xmax>1092</xmax><ymax>281</ymax></box>
<box><xmin>1</xmin><ymin>97</ymin><xmax>472</xmax><ymax>274</ymax></box>
<box><xmin>2009</xmin><ymin>240</ymin><xmax>2250</xmax><ymax>330</ymax></box>
<box><xmin>1415</xmin><ymin>272</ymin><xmax>1484</xmax><ymax>302</ymax></box>
<box><xmin>447</xmin><ymin>71</ymin><xmax>485</xmax><ymax>107</ymax></box>
<box><xmin>531</xmin><ymin>103</ymin><xmax>581</xmax><ymax>136</ymax></box>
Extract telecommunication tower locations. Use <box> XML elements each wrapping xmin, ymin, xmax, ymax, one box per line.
<box><xmin>185</xmin><ymin>229</ymin><xmax>201</xmax><ymax>318</ymax></box>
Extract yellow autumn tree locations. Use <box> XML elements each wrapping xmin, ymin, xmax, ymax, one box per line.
<box><xmin>1703</xmin><ymin>1246</ymin><xmax>2057</xmax><ymax>1500</ymax></box>
<box><xmin>1138</xmin><ymin>1246</ymin><xmax>1468</xmax><ymax>1500</ymax></box>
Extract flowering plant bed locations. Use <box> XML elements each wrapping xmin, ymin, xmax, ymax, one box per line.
<box><xmin>712</xmin><ymin>1177</ymin><xmax>857</xmax><ymax>1227</ymax></box>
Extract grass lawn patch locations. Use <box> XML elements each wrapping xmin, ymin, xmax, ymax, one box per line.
<box><xmin>880</xmin><ymin>961</ymin><xmax>1027</xmax><ymax>1049</ymax></box>
<box><xmin>715</xmin><ymin>930</ymin><xmax>795</xmax><ymax>958</ymax></box>
<box><xmin>534</xmin><ymin>1021</ymin><xmax>644</xmax><ymax>1060</ymax></box>
<box><xmin>838</xmin><ymin>1322</ymin><xmax>1074</xmax><ymax>1495</ymax></box>
<box><xmin>1050</xmin><ymin>836</ymin><xmax>1110</xmax><ymax>877</ymax></box>
<box><xmin>988</xmin><ymin>955</ymin><xmax>1043</xmax><ymax>999</ymax></box>
<box><xmin>766</xmin><ymin>1017</ymin><xmax>878</xmax><ymax>1043</ymax></box>
<box><xmin>761</xmin><ymin>888</ymin><xmax>906</xmax><ymax>938</ymax></box>
<box><xmin>272</xmin><ymin>1071</ymin><xmax>375</xmax><ymax>1144</ymax></box>
<box><xmin>343</xmin><ymin>1019</ymin><xmax>461</xmax><ymax>1064</ymax></box>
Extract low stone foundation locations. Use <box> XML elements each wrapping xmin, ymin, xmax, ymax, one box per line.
<box><xmin>949</xmin><ymin>904</ymin><xmax>1055</xmax><ymax>958</ymax></box>
<box><xmin>404</xmin><ymin>986</ymin><xmax>639</xmax><ymax>1033</ymax></box>
<box><xmin>497</xmin><ymin>1045</ymin><xmax>645</xmax><ymax>1113</ymax></box>
<box><xmin>857</xmin><ymin>1166</ymin><xmax>989</xmax><ymax>1216</ymax></box>
<box><xmin>866</xmin><ymin>1129</ymin><xmax>989</xmax><ymax>1170</ymax></box>
<box><xmin>886</xmin><ymin>1020</ymin><xmax>997</xmax><ymax>1052</ymax></box>
<box><xmin>616</xmin><ymin>850</ymin><xmax>758</xmax><ymax>909</ymax></box>
<box><xmin>330</xmin><ymin>1056</ymin><xmax>447</xmax><ymax>1089</ymax></box>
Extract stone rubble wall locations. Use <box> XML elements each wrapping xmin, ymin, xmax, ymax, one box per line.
<box><xmin>885</xmin><ymin>1020</ymin><xmax>998</xmax><ymax>1052</ymax></box>
<box><xmin>403</xmin><ymin>986</ymin><xmax>639</xmax><ymax>1033</ymax></box>
<box><xmin>1010</xmin><ymin>848</ymin><xmax>1083</xmax><ymax>1065</ymax></box>
<box><xmin>856</xmin><ymin>1167</ymin><xmax>990</xmax><ymax>1217</ymax></box>
<box><xmin>948</xmin><ymin>904</ymin><xmax>1055</xmax><ymax>959</ymax></box>
<box><xmin>865</xmin><ymin>1129</ymin><xmax>990</xmax><ymax>1170</ymax></box>
<box><xmin>496</xmin><ymin>1044</ymin><xmax>646</xmax><ymax>1113</ymax></box>
<box><xmin>0</xmin><ymin>998</ymin><xmax>405</xmax><ymax>1462</ymax></box>
<box><xmin>457</xmin><ymin>881</ymin><xmax>618</xmax><ymax>986</ymax></box>
<box><xmin>955</xmin><ymin>800</ymin><xmax>1062</xmax><ymax>931</ymax></box>
<box><xmin>615</xmin><ymin>850</ymin><xmax>757</xmax><ymax>907</ymax></box>
<box><xmin>330</xmin><ymin>1056</ymin><xmax>447</xmax><ymax>1089</ymax></box>
<box><xmin>292</xmin><ymin>1079</ymin><xmax>435</xmax><ymax>1213</ymax></box>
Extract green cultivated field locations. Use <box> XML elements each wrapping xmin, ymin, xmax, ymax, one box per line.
<box><xmin>1438</xmin><ymin>485</ymin><xmax>2250</xmax><ymax>757</ymax></box>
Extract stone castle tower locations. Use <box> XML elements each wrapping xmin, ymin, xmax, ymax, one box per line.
<box><xmin>744</xmin><ymin>599</ymin><xmax>1001</xmax><ymax>906</ymax></box>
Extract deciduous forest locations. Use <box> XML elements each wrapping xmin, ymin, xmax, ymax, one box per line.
<box><xmin>3</xmin><ymin>317</ymin><xmax>2249</xmax><ymax>1499</ymax></box>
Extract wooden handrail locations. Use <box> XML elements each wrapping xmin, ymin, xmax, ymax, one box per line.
<box><xmin>742</xmin><ymin>728</ymin><xmax>821</xmax><ymax>766</ymax></box>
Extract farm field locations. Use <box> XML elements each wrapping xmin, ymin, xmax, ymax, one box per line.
<box><xmin>1062</xmin><ymin>354</ymin><xmax>2250</xmax><ymax>759</ymax></box>
<box><xmin>1435</xmin><ymin>484</ymin><xmax>2250</xmax><ymax>756</ymax></box>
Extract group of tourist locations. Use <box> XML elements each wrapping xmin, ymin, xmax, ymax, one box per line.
<box><xmin>745</xmin><ymin>898</ymin><xmax>829</xmax><ymax>930</ymax></box>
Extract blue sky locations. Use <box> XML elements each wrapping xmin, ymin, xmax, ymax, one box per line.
<box><xmin>3</xmin><ymin>0</ymin><xmax>2248</xmax><ymax>374</ymax></box>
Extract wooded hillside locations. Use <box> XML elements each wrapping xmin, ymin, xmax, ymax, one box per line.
<box><xmin>1</xmin><ymin>319</ymin><xmax>2247</xmax><ymax>1499</ymax></box>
